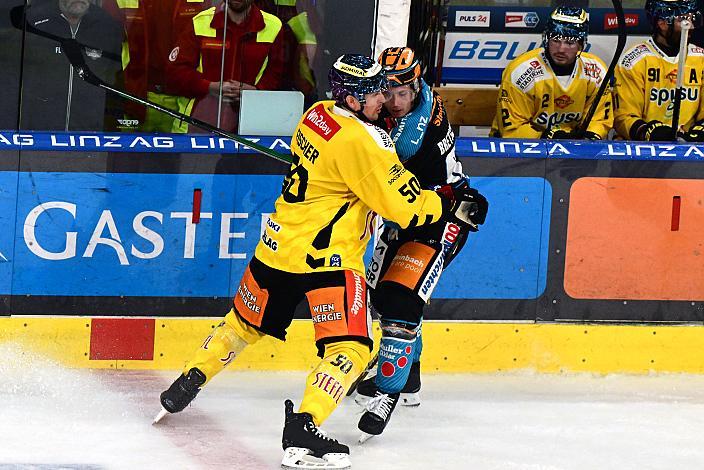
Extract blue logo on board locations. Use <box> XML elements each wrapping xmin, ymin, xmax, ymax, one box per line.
<box><xmin>524</xmin><ymin>12</ymin><xmax>539</xmax><ymax>27</ymax></box>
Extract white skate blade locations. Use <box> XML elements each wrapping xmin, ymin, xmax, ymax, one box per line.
<box><xmin>358</xmin><ymin>432</ymin><xmax>375</xmax><ymax>444</ymax></box>
<box><xmin>152</xmin><ymin>407</ymin><xmax>169</xmax><ymax>425</ymax></box>
<box><xmin>281</xmin><ymin>447</ymin><xmax>351</xmax><ymax>469</ymax></box>
<box><xmin>356</xmin><ymin>391</ymin><xmax>420</xmax><ymax>407</ymax></box>
<box><xmin>400</xmin><ymin>392</ymin><xmax>420</xmax><ymax>407</ymax></box>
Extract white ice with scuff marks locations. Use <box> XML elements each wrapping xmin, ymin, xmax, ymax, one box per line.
<box><xmin>2</xmin><ymin>345</ymin><xmax>704</xmax><ymax>469</ymax></box>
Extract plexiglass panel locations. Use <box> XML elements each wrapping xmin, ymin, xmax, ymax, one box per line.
<box><xmin>0</xmin><ymin>1</ymin><xmax>24</xmax><ymax>131</ymax></box>
<box><xmin>9</xmin><ymin>0</ymin><xmax>378</xmax><ymax>134</ymax></box>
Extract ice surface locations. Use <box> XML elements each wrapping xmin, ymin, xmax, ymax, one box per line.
<box><xmin>2</xmin><ymin>345</ymin><xmax>704</xmax><ymax>469</ymax></box>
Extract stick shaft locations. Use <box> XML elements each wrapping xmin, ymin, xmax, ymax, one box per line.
<box><xmin>574</xmin><ymin>0</ymin><xmax>626</xmax><ymax>138</ymax></box>
<box><xmin>671</xmin><ymin>20</ymin><xmax>692</xmax><ymax>139</ymax></box>
<box><xmin>95</xmin><ymin>80</ymin><xmax>292</xmax><ymax>164</ymax></box>
<box><xmin>10</xmin><ymin>5</ymin><xmax>292</xmax><ymax>164</ymax></box>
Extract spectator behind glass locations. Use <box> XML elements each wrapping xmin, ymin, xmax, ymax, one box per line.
<box><xmin>21</xmin><ymin>0</ymin><xmax>123</xmax><ymax>131</ymax></box>
<box><xmin>257</xmin><ymin>0</ymin><xmax>322</xmax><ymax>107</ymax></box>
<box><xmin>165</xmin><ymin>0</ymin><xmax>285</xmax><ymax>133</ymax></box>
<box><xmin>694</xmin><ymin>5</ymin><xmax>704</xmax><ymax>48</ymax></box>
<box><xmin>102</xmin><ymin>0</ymin><xmax>212</xmax><ymax>133</ymax></box>
<box><xmin>0</xmin><ymin>1</ymin><xmax>23</xmax><ymax>131</ymax></box>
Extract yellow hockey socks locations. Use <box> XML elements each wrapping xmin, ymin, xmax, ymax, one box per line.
<box><xmin>300</xmin><ymin>340</ymin><xmax>371</xmax><ymax>425</ymax></box>
<box><xmin>183</xmin><ymin>308</ymin><xmax>264</xmax><ymax>384</ymax></box>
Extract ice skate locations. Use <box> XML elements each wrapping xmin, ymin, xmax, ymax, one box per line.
<box><xmin>281</xmin><ymin>399</ymin><xmax>351</xmax><ymax>469</ymax></box>
<box><xmin>153</xmin><ymin>367</ymin><xmax>206</xmax><ymax>423</ymax></box>
<box><xmin>357</xmin><ymin>391</ymin><xmax>400</xmax><ymax>443</ymax></box>
<box><xmin>355</xmin><ymin>361</ymin><xmax>421</xmax><ymax>407</ymax></box>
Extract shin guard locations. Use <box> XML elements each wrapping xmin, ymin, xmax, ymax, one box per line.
<box><xmin>300</xmin><ymin>340</ymin><xmax>370</xmax><ymax>425</ymax></box>
<box><xmin>412</xmin><ymin>323</ymin><xmax>423</xmax><ymax>363</ymax></box>
<box><xmin>374</xmin><ymin>320</ymin><xmax>419</xmax><ymax>394</ymax></box>
<box><xmin>184</xmin><ymin>308</ymin><xmax>263</xmax><ymax>384</ymax></box>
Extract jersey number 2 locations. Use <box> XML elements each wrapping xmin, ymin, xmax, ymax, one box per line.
<box><xmin>501</xmin><ymin>108</ymin><xmax>512</xmax><ymax>128</ymax></box>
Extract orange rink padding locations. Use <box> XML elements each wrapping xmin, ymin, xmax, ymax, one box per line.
<box><xmin>565</xmin><ymin>177</ymin><xmax>704</xmax><ymax>300</ymax></box>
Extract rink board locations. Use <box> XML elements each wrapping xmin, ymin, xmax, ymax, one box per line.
<box><xmin>441</xmin><ymin>6</ymin><xmax>650</xmax><ymax>84</ymax></box>
<box><xmin>4</xmin><ymin>316</ymin><xmax>704</xmax><ymax>374</ymax></box>
<box><xmin>2</xmin><ymin>134</ymin><xmax>704</xmax><ymax>374</ymax></box>
<box><xmin>0</xmin><ymin>171</ymin><xmax>547</xmax><ymax>299</ymax></box>
<box><xmin>2</xmin><ymin>135</ymin><xmax>704</xmax><ymax>323</ymax></box>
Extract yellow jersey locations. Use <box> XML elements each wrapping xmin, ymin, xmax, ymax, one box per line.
<box><xmin>491</xmin><ymin>48</ymin><xmax>612</xmax><ymax>139</ymax></box>
<box><xmin>614</xmin><ymin>38</ymin><xmax>704</xmax><ymax>139</ymax></box>
<box><xmin>255</xmin><ymin>101</ymin><xmax>445</xmax><ymax>274</ymax></box>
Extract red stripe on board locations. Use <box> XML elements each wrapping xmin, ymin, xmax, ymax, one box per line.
<box><xmin>192</xmin><ymin>188</ymin><xmax>202</xmax><ymax>224</ymax></box>
<box><xmin>671</xmin><ymin>196</ymin><xmax>681</xmax><ymax>231</ymax></box>
<box><xmin>90</xmin><ymin>318</ymin><xmax>155</xmax><ymax>360</ymax></box>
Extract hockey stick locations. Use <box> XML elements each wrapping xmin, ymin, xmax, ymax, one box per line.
<box><xmin>10</xmin><ymin>5</ymin><xmax>121</xmax><ymax>63</ymax></box>
<box><xmin>671</xmin><ymin>19</ymin><xmax>693</xmax><ymax>140</ymax></box>
<box><xmin>433</xmin><ymin>4</ymin><xmax>448</xmax><ymax>87</ymax></box>
<box><xmin>9</xmin><ymin>6</ymin><xmax>292</xmax><ymax>164</ymax></box>
<box><xmin>573</xmin><ymin>0</ymin><xmax>626</xmax><ymax>138</ymax></box>
<box><xmin>216</xmin><ymin>0</ymin><xmax>230</xmax><ymax>127</ymax></box>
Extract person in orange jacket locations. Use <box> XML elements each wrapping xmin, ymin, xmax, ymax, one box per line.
<box><xmin>165</xmin><ymin>0</ymin><xmax>285</xmax><ymax>133</ymax></box>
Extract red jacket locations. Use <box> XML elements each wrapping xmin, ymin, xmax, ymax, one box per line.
<box><xmin>103</xmin><ymin>0</ymin><xmax>210</xmax><ymax>119</ymax></box>
<box><xmin>166</xmin><ymin>4</ymin><xmax>285</xmax><ymax>98</ymax></box>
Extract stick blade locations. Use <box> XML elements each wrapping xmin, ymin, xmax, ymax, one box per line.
<box><xmin>60</xmin><ymin>39</ymin><xmax>84</xmax><ymax>66</ymax></box>
<box><xmin>9</xmin><ymin>5</ymin><xmax>27</xmax><ymax>30</ymax></box>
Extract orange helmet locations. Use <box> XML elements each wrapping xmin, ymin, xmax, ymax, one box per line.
<box><xmin>378</xmin><ymin>46</ymin><xmax>421</xmax><ymax>91</ymax></box>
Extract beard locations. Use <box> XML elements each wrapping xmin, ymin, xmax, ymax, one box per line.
<box><xmin>60</xmin><ymin>0</ymin><xmax>90</xmax><ymax>17</ymax></box>
<box><xmin>227</xmin><ymin>0</ymin><xmax>253</xmax><ymax>14</ymax></box>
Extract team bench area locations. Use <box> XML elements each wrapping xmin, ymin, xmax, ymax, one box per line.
<box><xmin>434</xmin><ymin>86</ymin><xmax>500</xmax><ymax>127</ymax></box>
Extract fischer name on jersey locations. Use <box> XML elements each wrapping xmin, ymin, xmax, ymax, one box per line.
<box><xmin>491</xmin><ymin>48</ymin><xmax>613</xmax><ymax>139</ymax></box>
<box><xmin>614</xmin><ymin>38</ymin><xmax>704</xmax><ymax>139</ymax></box>
<box><xmin>255</xmin><ymin>100</ymin><xmax>445</xmax><ymax>274</ymax></box>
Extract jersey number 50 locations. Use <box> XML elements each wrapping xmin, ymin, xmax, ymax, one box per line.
<box><xmin>281</xmin><ymin>153</ymin><xmax>309</xmax><ymax>203</ymax></box>
<box><xmin>398</xmin><ymin>176</ymin><xmax>422</xmax><ymax>203</ymax></box>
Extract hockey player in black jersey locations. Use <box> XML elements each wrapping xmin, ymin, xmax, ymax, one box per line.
<box><xmin>355</xmin><ymin>46</ymin><xmax>488</xmax><ymax>441</ymax></box>
<box><xmin>157</xmin><ymin>53</ymin><xmax>488</xmax><ymax>470</ymax></box>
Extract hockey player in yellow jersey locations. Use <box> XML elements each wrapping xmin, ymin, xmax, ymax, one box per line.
<box><xmin>614</xmin><ymin>0</ymin><xmax>704</xmax><ymax>141</ymax></box>
<box><xmin>491</xmin><ymin>6</ymin><xmax>612</xmax><ymax>140</ymax></box>
<box><xmin>155</xmin><ymin>54</ymin><xmax>488</xmax><ymax>470</ymax></box>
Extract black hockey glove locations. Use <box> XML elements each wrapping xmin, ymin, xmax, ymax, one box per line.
<box><xmin>541</xmin><ymin>128</ymin><xmax>571</xmax><ymax>140</ymax></box>
<box><xmin>544</xmin><ymin>128</ymin><xmax>602</xmax><ymax>140</ymax></box>
<box><xmin>637</xmin><ymin>120</ymin><xmax>675</xmax><ymax>141</ymax></box>
<box><xmin>582</xmin><ymin>131</ymin><xmax>602</xmax><ymax>140</ymax></box>
<box><xmin>436</xmin><ymin>180</ymin><xmax>488</xmax><ymax>232</ymax></box>
<box><xmin>684</xmin><ymin>120</ymin><xmax>704</xmax><ymax>142</ymax></box>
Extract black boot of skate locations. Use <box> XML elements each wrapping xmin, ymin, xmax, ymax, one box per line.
<box><xmin>356</xmin><ymin>361</ymin><xmax>421</xmax><ymax>407</ymax></box>
<box><xmin>357</xmin><ymin>391</ymin><xmax>400</xmax><ymax>442</ymax></box>
<box><xmin>281</xmin><ymin>399</ymin><xmax>351</xmax><ymax>469</ymax></box>
<box><xmin>159</xmin><ymin>367</ymin><xmax>206</xmax><ymax>413</ymax></box>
